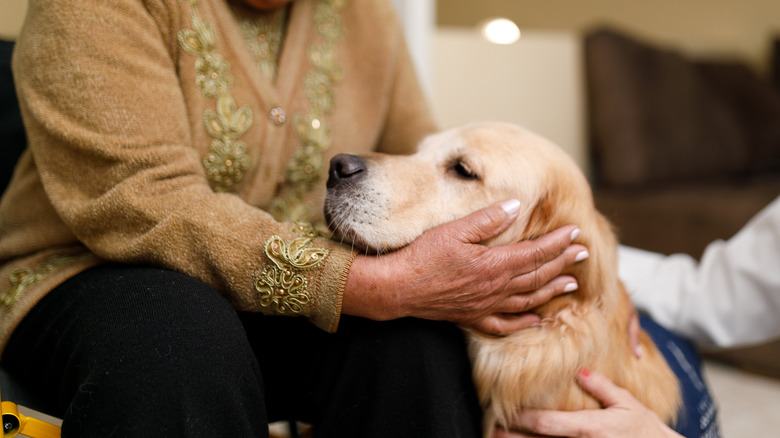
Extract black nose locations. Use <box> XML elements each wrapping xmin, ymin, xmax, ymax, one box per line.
<box><xmin>327</xmin><ymin>154</ymin><xmax>367</xmax><ymax>189</ymax></box>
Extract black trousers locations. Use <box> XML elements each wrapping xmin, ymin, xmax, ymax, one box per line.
<box><xmin>2</xmin><ymin>264</ymin><xmax>483</xmax><ymax>437</ymax></box>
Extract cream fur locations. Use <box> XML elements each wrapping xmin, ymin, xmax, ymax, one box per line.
<box><xmin>324</xmin><ymin>121</ymin><xmax>681</xmax><ymax>436</ymax></box>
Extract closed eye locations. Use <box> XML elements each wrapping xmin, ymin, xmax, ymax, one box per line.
<box><xmin>449</xmin><ymin>160</ymin><xmax>480</xmax><ymax>181</ymax></box>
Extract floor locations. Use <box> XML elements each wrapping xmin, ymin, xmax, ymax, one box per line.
<box><xmin>15</xmin><ymin>361</ymin><xmax>780</xmax><ymax>437</ymax></box>
<box><xmin>703</xmin><ymin>361</ymin><xmax>780</xmax><ymax>436</ymax></box>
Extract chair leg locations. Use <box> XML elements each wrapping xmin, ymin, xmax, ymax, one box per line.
<box><xmin>2</xmin><ymin>401</ymin><xmax>61</xmax><ymax>438</ymax></box>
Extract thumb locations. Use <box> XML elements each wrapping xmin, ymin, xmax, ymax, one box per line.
<box><xmin>445</xmin><ymin>199</ymin><xmax>521</xmax><ymax>244</ymax></box>
<box><xmin>473</xmin><ymin>312</ymin><xmax>541</xmax><ymax>336</ymax></box>
<box><xmin>576</xmin><ymin>369</ymin><xmax>627</xmax><ymax>408</ymax></box>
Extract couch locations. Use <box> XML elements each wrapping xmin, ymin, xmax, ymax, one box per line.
<box><xmin>585</xmin><ymin>27</ymin><xmax>780</xmax><ymax>378</ymax></box>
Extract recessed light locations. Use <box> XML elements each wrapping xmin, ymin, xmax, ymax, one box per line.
<box><xmin>481</xmin><ymin>18</ymin><xmax>521</xmax><ymax>45</ymax></box>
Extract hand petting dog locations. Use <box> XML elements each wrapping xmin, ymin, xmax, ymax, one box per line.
<box><xmin>343</xmin><ymin>200</ymin><xmax>587</xmax><ymax>336</ymax></box>
<box><xmin>495</xmin><ymin>370</ymin><xmax>683</xmax><ymax>438</ymax></box>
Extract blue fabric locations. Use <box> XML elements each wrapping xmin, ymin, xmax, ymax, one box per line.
<box><xmin>640</xmin><ymin>313</ymin><xmax>721</xmax><ymax>437</ymax></box>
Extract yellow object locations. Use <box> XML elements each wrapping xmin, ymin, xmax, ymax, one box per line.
<box><xmin>1</xmin><ymin>401</ymin><xmax>60</xmax><ymax>438</ymax></box>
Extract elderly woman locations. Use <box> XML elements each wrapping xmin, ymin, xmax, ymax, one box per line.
<box><xmin>0</xmin><ymin>0</ymin><xmax>587</xmax><ymax>436</ymax></box>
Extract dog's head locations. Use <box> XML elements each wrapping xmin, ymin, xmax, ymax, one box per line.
<box><xmin>325</xmin><ymin>121</ymin><xmax>618</xmax><ymax>303</ymax></box>
<box><xmin>326</xmin><ymin>121</ymin><xmax>605</xmax><ymax>243</ymax></box>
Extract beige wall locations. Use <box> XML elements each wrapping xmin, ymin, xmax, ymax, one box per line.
<box><xmin>0</xmin><ymin>0</ymin><xmax>27</xmax><ymax>40</ymax></box>
<box><xmin>431</xmin><ymin>29</ymin><xmax>588</xmax><ymax>174</ymax></box>
<box><xmin>438</xmin><ymin>0</ymin><xmax>780</xmax><ymax>73</ymax></box>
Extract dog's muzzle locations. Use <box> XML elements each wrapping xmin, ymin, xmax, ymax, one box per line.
<box><xmin>324</xmin><ymin>153</ymin><xmax>373</xmax><ymax>248</ymax></box>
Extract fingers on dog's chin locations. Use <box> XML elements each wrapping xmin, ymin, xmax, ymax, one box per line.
<box><xmin>504</xmin><ymin>313</ymin><xmax>541</xmax><ymax>331</ymax></box>
<box><xmin>477</xmin><ymin>313</ymin><xmax>539</xmax><ymax>336</ymax></box>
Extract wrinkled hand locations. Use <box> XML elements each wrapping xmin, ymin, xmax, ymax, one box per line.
<box><xmin>342</xmin><ymin>199</ymin><xmax>588</xmax><ymax>335</ymax></box>
<box><xmin>495</xmin><ymin>369</ymin><xmax>683</xmax><ymax>438</ymax></box>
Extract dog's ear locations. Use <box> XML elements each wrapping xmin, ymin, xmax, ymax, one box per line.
<box><xmin>522</xmin><ymin>171</ymin><xmax>620</xmax><ymax>305</ymax></box>
<box><xmin>521</xmin><ymin>171</ymin><xmax>582</xmax><ymax>242</ymax></box>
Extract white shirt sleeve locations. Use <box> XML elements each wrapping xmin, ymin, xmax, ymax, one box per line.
<box><xmin>619</xmin><ymin>196</ymin><xmax>780</xmax><ymax>349</ymax></box>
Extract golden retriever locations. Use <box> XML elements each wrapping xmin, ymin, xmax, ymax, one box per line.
<box><xmin>323</xmin><ymin>121</ymin><xmax>681</xmax><ymax>435</ymax></box>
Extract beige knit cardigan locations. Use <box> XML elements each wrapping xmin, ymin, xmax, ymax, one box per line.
<box><xmin>0</xmin><ymin>0</ymin><xmax>436</xmax><ymax>355</ymax></box>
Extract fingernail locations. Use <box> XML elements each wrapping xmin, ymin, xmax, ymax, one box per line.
<box><xmin>570</xmin><ymin>228</ymin><xmax>581</xmax><ymax>242</ymax></box>
<box><xmin>500</xmin><ymin>199</ymin><xmax>521</xmax><ymax>216</ymax></box>
<box><xmin>564</xmin><ymin>282</ymin><xmax>579</xmax><ymax>293</ymax></box>
<box><xmin>575</xmin><ymin>250</ymin><xmax>589</xmax><ymax>262</ymax></box>
<box><xmin>580</xmin><ymin>368</ymin><xmax>591</xmax><ymax>378</ymax></box>
<box><xmin>634</xmin><ymin>345</ymin><xmax>643</xmax><ymax>358</ymax></box>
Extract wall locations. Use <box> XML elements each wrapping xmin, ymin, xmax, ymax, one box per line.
<box><xmin>390</xmin><ymin>0</ymin><xmax>436</xmax><ymax>98</ymax></box>
<box><xmin>438</xmin><ymin>0</ymin><xmax>780</xmax><ymax>73</ymax></box>
<box><xmin>431</xmin><ymin>29</ymin><xmax>587</xmax><ymax>175</ymax></box>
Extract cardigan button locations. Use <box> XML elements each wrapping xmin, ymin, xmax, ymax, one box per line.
<box><xmin>269</xmin><ymin>107</ymin><xmax>287</xmax><ymax>125</ymax></box>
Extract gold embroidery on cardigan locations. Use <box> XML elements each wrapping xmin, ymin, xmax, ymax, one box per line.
<box><xmin>254</xmin><ymin>224</ymin><xmax>329</xmax><ymax>314</ymax></box>
<box><xmin>290</xmin><ymin>220</ymin><xmax>331</xmax><ymax>239</ymax></box>
<box><xmin>236</xmin><ymin>7</ymin><xmax>287</xmax><ymax>82</ymax></box>
<box><xmin>178</xmin><ymin>0</ymin><xmax>252</xmax><ymax>192</ymax></box>
<box><xmin>269</xmin><ymin>0</ymin><xmax>346</xmax><ymax>223</ymax></box>
<box><xmin>1</xmin><ymin>254</ymin><xmax>93</xmax><ymax>309</ymax></box>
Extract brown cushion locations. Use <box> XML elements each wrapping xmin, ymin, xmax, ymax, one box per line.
<box><xmin>696</xmin><ymin>61</ymin><xmax>780</xmax><ymax>173</ymax></box>
<box><xmin>586</xmin><ymin>28</ymin><xmax>765</xmax><ymax>187</ymax></box>
<box><xmin>595</xmin><ymin>176</ymin><xmax>780</xmax><ymax>257</ymax></box>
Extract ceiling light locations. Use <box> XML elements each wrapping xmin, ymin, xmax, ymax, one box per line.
<box><xmin>481</xmin><ymin>18</ymin><xmax>521</xmax><ymax>45</ymax></box>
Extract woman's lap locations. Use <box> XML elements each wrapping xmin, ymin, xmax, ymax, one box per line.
<box><xmin>3</xmin><ymin>264</ymin><xmax>482</xmax><ymax>437</ymax></box>
<box><xmin>3</xmin><ymin>264</ymin><xmax>269</xmax><ymax>436</ymax></box>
